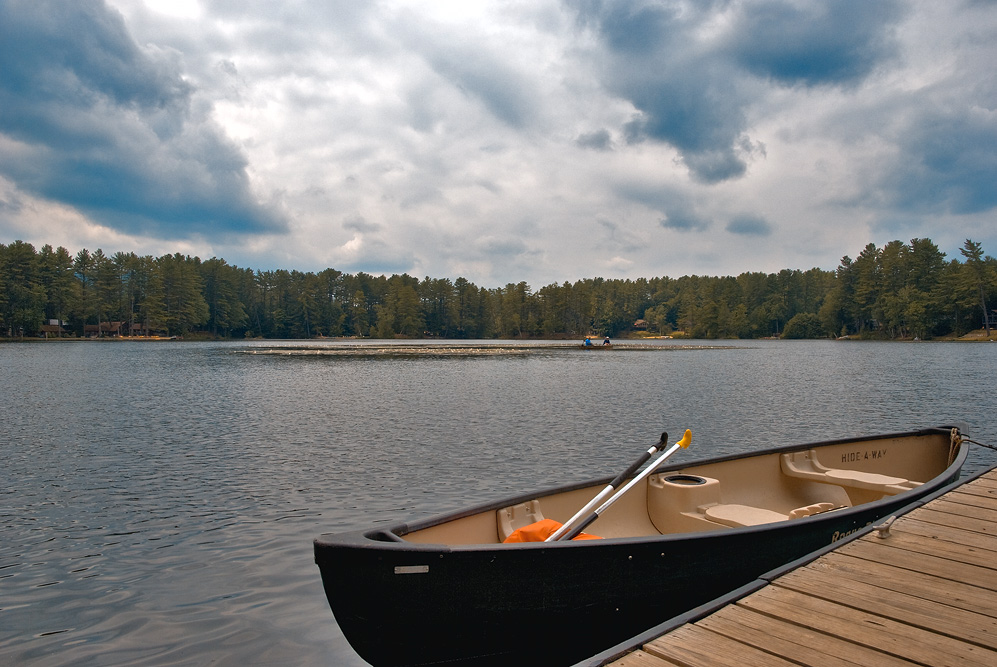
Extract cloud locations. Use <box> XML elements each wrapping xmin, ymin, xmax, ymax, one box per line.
<box><xmin>597</xmin><ymin>218</ymin><xmax>644</xmax><ymax>253</ymax></box>
<box><xmin>343</xmin><ymin>215</ymin><xmax>382</xmax><ymax>234</ymax></box>
<box><xmin>726</xmin><ymin>0</ymin><xmax>905</xmax><ymax>86</ymax></box>
<box><xmin>0</xmin><ymin>0</ymin><xmax>285</xmax><ymax>239</ymax></box>
<box><xmin>614</xmin><ymin>181</ymin><xmax>710</xmax><ymax>233</ymax></box>
<box><xmin>0</xmin><ymin>180</ymin><xmax>24</xmax><ymax>215</ymax></box>
<box><xmin>475</xmin><ymin>235</ymin><xmax>530</xmax><ymax>258</ymax></box>
<box><xmin>660</xmin><ymin>208</ymin><xmax>708</xmax><ymax>233</ymax></box>
<box><xmin>726</xmin><ymin>215</ymin><xmax>772</xmax><ymax>237</ymax></box>
<box><xmin>400</xmin><ymin>12</ymin><xmax>540</xmax><ymax>130</ymax></box>
<box><xmin>588</xmin><ymin>1</ymin><xmax>678</xmax><ymax>56</ymax></box>
<box><xmin>882</xmin><ymin>107</ymin><xmax>997</xmax><ymax>215</ymax></box>
<box><xmin>1</xmin><ymin>1</ymin><xmax>996</xmax><ymax>290</ymax></box>
<box><xmin>337</xmin><ymin>237</ymin><xmax>417</xmax><ymax>277</ymax></box>
<box><xmin>574</xmin><ymin>1</ymin><xmax>752</xmax><ymax>183</ymax></box>
<box><xmin>576</xmin><ymin>129</ymin><xmax>613</xmax><ymax>150</ymax></box>
<box><xmin>575</xmin><ymin>0</ymin><xmax>906</xmax><ymax>184</ymax></box>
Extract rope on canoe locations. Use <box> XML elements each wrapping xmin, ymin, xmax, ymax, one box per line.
<box><xmin>963</xmin><ymin>437</ymin><xmax>997</xmax><ymax>452</ymax></box>
<box><xmin>950</xmin><ymin>428</ymin><xmax>997</xmax><ymax>465</ymax></box>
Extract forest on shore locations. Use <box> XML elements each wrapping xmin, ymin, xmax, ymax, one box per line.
<box><xmin>1</xmin><ymin>237</ymin><xmax>994</xmax><ymax>341</ymax></box>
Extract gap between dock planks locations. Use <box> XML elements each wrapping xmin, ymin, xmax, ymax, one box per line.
<box><xmin>607</xmin><ymin>469</ymin><xmax>997</xmax><ymax>667</ymax></box>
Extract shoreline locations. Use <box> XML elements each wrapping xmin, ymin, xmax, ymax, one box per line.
<box><xmin>3</xmin><ymin>330</ymin><xmax>994</xmax><ymax>344</ymax></box>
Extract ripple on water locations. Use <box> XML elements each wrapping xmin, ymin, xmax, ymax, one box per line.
<box><xmin>1</xmin><ymin>340</ymin><xmax>995</xmax><ymax>665</ymax></box>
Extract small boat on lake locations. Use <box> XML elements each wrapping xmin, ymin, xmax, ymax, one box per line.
<box><xmin>314</xmin><ymin>426</ymin><xmax>967</xmax><ymax>667</ymax></box>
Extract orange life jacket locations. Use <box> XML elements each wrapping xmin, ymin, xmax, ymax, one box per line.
<box><xmin>502</xmin><ymin>518</ymin><xmax>602</xmax><ymax>543</ymax></box>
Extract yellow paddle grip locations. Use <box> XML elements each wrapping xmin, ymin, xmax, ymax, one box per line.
<box><xmin>676</xmin><ymin>429</ymin><xmax>692</xmax><ymax>449</ymax></box>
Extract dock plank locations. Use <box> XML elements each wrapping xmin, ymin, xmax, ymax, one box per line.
<box><xmin>643</xmin><ymin>625</ymin><xmax>798</xmax><ymax>667</ymax></box>
<box><xmin>950</xmin><ymin>484</ymin><xmax>997</xmax><ymax>501</ymax></box>
<box><xmin>737</xmin><ymin>586</ymin><xmax>997</xmax><ymax>666</ymax></box>
<box><xmin>694</xmin><ymin>605</ymin><xmax>914</xmax><ymax>667</ymax></box>
<box><xmin>774</xmin><ymin>560</ymin><xmax>997</xmax><ymax>649</ymax></box>
<box><xmin>607</xmin><ymin>651</ymin><xmax>677</xmax><ymax>666</ymax></box>
<box><xmin>923</xmin><ymin>485</ymin><xmax>997</xmax><ymax>508</ymax></box>
<box><xmin>924</xmin><ymin>498</ymin><xmax>997</xmax><ymax>523</ymax></box>
<box><xmin>855</xmin><ymin>527</ymin><xmax>997</xmax><ymax>570</ymax></box>
<box><xmin>907</xmin><ymin>507</ymin><xmax>997</xmax><ymax>536</ymax></box>
<box><xmin>944</xmin><ymin>489</ymin><xmax>997</xmax><ymax>510</ymax></box>
<box><xmin>817</xmin><ymin>552</ymin><xmax>997</xmax><ymax>616</ymax></box>
<box><xmin>891</xmin><ymin>517</ymin><xmax>997</xmax><ymax>554</ymax></box>
<box><xmin>837</xmin><ymin>538</ymin><xmax>997</xmax><ymax>590</ymax></box>
<box><xmin>966</xmin><ymin>477</ymin><xmax>997</xmax><ymax>490</ymax></box>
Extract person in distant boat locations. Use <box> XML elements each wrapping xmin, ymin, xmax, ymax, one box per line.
<box><xmin>603</xmin><ymin>337</ymin><xmax>611</xmax><ymax>346</ymax></box>
<box><xmin>584</xmin><ymin>337</ymin><xmax>593</xmax><ymax>346</ymax></box>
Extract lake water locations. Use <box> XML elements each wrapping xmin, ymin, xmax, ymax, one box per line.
<box><xmin>2</xmin><ymin>339</ymin><xmax>996</xmax><ymax>666</ymax></box>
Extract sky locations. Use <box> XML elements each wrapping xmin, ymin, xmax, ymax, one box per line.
<box><xmin>1</xmin><ymin>0</ymin><xmax>995</xmax><ymax>288</ymax></box>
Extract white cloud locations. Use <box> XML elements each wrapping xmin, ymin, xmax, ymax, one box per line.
<box><xmin>143</xmin><ymin>0</ymin><xmax>203</xmax><ymax>20</ymax></box>
<box><xmin>1</xmin><ymin>0</ymin><xmax>995</xmax><ymax>286</ymax></box>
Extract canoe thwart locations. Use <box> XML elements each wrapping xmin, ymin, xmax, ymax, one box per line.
<box><xmin>781</xmin><ymin>449</ymin><xmax>921</xmax><ymax>500</ymax></box>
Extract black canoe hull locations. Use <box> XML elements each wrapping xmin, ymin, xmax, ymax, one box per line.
<box><xmin>314</xmin><ymin>428</ymin><xmax>967</xmax><ymax>667</ymax></box>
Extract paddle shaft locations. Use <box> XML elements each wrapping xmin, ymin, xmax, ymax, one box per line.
<box><xmin>544</xmin><ymin>433</ymin><xmax>667</xmax><ymax>543</ymax></box>
<box><xmin>557</xmin><ymin>430</ymin><xmax>691</xmax><ymax>541</ymax></box>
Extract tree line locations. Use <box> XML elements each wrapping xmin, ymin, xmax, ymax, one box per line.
<box><xmin>1</xmin><ymin>237</ymin><xmax>994</xmax><ymax>340</ymax></box>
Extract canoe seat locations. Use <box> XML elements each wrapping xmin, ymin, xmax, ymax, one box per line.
<box><xmin>780</xmin><ymin>450</ymin><xmax>921</xmax><ymax>496</ymax></box>
<box><xmin>496</xmin><ymin>500</ymin><xmax>544</xmax><ymax>542</ymax></box>
<box><xmin>703</xmin><ymin>504</ymin><xmax>788</xmax><ymax>528</ymax></box>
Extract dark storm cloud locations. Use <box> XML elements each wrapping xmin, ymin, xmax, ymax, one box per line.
<box><xmin>0</xmin><ymin>0</ymin><xmax>285</xmax><ymax>238</ymax></box>
<box><xmin>576</xmin><ymin>1</ymin><xmax>754</xmax><ymax>183</ymax></box>
<box><xmin>726</xmin><ymin>0</ymin><xmax>905</xmax><ymax>86</ymax></box>
<box><xmin>573</xmin><ymin>0</ymin><xmax>904</xmax><ymax>184</ymax></box>
<box><xmin>660</xmin><ymin>207</ymin><xmax>708</xmax><ymax>232</ymax></box>
<box><xmin>726</xmin><ymin>215</ymin><xmax>772</xmax><ymax>237</ymax></box>
<box><xmin>592</xmin><ymin>1</ymin><xmax>679</xmax><ymax>55</ymax></box>
<box><xmin>616</xmin><ymin>180</ymin><xmax>710</xmax><ymax>232</ymax></box>
<box><xmin>575</xmin><ymin>129</ymin><xmax>613</xmax><ymax>150</ymax></box>
<box><xmin>884</xmin><ymin>108</ymin><xmax>997</xmax><ymax>215</ymax></box>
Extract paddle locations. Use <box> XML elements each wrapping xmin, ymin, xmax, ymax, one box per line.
<box><xmin>552</xmin><ymin>429</ymin><xmax>692</xmax><ymax>542</ymax></box>
<box><xmin>546</xmin><ymin>431</ymin><xmax>672</xmax><ymax>543</ymax></box>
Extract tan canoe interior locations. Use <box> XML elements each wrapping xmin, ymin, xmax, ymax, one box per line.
<box><xmin>404</xmin><ymin>432</ymin><xmax>959</xmax><ymax>545</ymax></box>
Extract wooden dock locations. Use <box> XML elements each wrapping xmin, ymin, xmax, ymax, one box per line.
<box><xmin>588</xmin><ymin>468</ymin><xmax>997</xmax><ymax>667</ymax></box>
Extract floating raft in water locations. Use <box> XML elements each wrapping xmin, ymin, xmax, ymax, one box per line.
<box><xmin>239</xmin><ymin>343</ymin><xmax>740</xmax><ymax>357</ymax></box>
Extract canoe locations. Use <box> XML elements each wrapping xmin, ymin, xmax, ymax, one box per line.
<box><xmin>314</xmin><ymin>426</ymin><xmax>967</xmax><ymax>667</ymax></box>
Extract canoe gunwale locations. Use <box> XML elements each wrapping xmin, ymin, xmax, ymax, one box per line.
<box><xmin>338</xmin><ymin>425</ymin><xmax>967</xmax><ymax>546</ymax></box>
